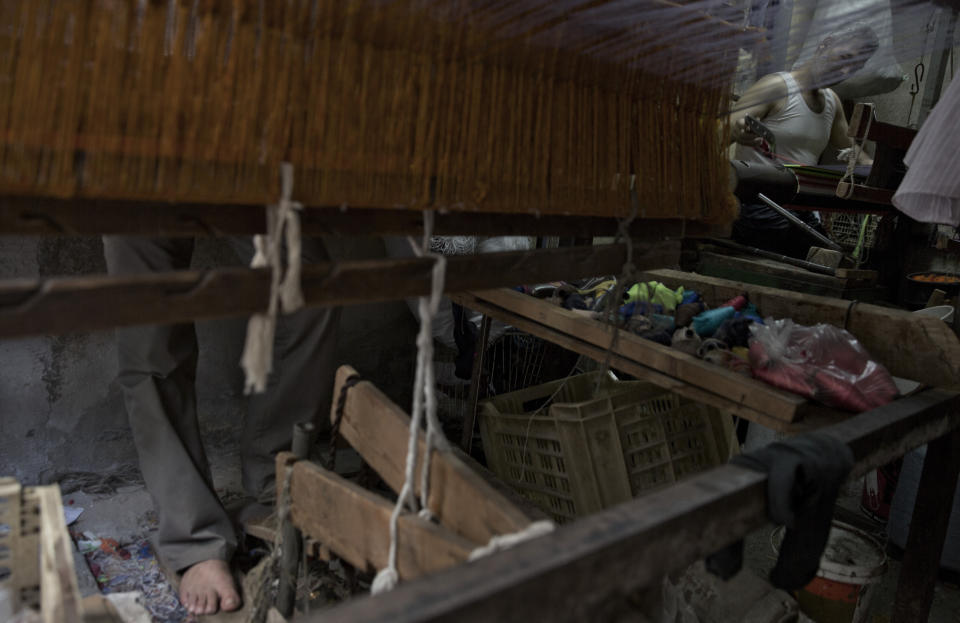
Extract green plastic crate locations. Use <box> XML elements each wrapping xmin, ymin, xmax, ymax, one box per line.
<box><xmin>479</xmin><ymin>371</ymin><xmax>734</xmax><ymax>522</ymax></box>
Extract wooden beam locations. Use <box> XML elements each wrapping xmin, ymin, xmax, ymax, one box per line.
<box><xmin>0</xmin><ymin>241</ymin><xmax>678</xmax><ymax>338</ymax></box>
<box><xmin>642</xmin><ymin>269</ymin><xmax>960</xmax><ymax>387</ymax></box>
<box><xmin>451</xmin><ymin>292</ymin><xmax>816</xmax><ymax>432</ymax></box>
<box><xmin>892</xmin><ymin>428</ymin><xmax>960</xmax><ymax>623</ymax></box>
<box><xmin>0</xmin><ymin>195</ymin><xmax>729</xmax><ymax>239</ymax></box>
<box><xmin>301</xmin><ymin>389</ymin><xmax>960</xmax><ymax>623</ymax></box>
<box><xmin>848</xmin><ymin>103</ymin><xmax>915</xmax><ymax>150</ymax></box>
<box><xmin>469</xmin><ymin>288</ymin><xmax>808</xmax><ymax>424</ymax></box>
<box><xmin>833</xmin><ymin>182</ymin><xmax>895</xmax><ymax>205</ymax></box>
<box><xmin>281</xmin><ymin>454</ymin><xmax>475</xmax><ymax>581</ymax></box>
<box><xmin>331</xmin><ymin>366</ymin><xmax>532</xmax><ymax>544</ymax></box>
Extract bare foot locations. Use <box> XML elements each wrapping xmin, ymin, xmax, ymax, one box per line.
<box><xmin>179</xmin><ymin>559</ymin><xmax>241</xmax><ymax>616</ymax></box>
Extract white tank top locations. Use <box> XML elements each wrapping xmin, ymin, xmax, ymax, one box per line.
<box><xmin>735</xmin><ymin>72</ymin><xmax>837</xmax><ymax>166</ymax></box>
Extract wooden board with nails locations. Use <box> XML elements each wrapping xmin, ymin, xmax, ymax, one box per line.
<box><xmin>280</xmin><ymin>453</ymin><xmax>475</xmax><ymax>581</ymax></box>
<box><xmin>329</xmin><ymin>365</ymin><xmax>533</xmax><ymax>544</ymax></box>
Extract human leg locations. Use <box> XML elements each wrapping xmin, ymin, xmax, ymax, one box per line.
<box><xmin>231</xmin><ymin>236</ymin><xmax>341</xmax><ymax>502</ymax></box>
<box><xmin>103</xmin><ymin>236</ymin><xmax>239</xmax><ymax>614</ymax></box>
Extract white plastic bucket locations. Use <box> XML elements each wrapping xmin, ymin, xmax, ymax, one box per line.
<box><xmin>772</xmin><ymin>521</ymin><xmax>887</xmax><ymax>623</ymax></box>
<box><xmin>912</xmin><ymin>305</ymin><xmax>955</xmax><ymax>323</ymax></box>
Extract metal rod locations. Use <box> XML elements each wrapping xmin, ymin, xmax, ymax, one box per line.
<box><xmin>460</xmin><ymin>314</ymin><xmax>492</xmax><ymax>452</ymax></box>
<box><xmin>757</xmin><ymin>192</ymin><xmax>843</xmax><ymax>252</ymax></box>
<box><xmin>278</xmin><ymin>421</ymin><xmax>315</xmax><ymax>617</ymax></box>
<box><xmin>706</xmin><ymin>238</ymin><xmax>836</xmax><ymax>276</ymax></box>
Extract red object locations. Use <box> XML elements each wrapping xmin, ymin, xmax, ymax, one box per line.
<box><xmin>748</xmin><ymin>323</ymin><xmax>899</xmax><ymax>413</ymax></box>
<box><xmin>804</xmin><ymin>576</ymin><xmax>860</xmax><ymax>603</ymax></box>
<box><xmin>860</xmin><ymin>459</ymin><xmax>902</xmax><ymax>523</ymax></box>
<box><xmin>721</xmin><ymin>294</ymin><xmax>748</xmax><ymax>311</ymax></box>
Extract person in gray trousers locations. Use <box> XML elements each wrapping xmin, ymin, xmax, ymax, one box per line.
<box><xmin>103</xmin><ymin>235</ymin><xmax>340</xmax><ymax>615</ymax></box>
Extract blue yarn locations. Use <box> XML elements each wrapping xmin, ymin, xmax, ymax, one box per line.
<box><xmin>650</xmin><ymin>313</ymin><xmax>676</xmax><ymax>333</ymax></box>
<box><xmin>692</xmin><ymin>306</ymin><xmax>736</xmax><ymax>337</ymax></box>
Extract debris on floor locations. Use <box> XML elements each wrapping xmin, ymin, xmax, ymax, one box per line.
<box><xmin>77</xmin><ymin>534</ymin><xmax>188</xmax><ymax>622</ymax></box>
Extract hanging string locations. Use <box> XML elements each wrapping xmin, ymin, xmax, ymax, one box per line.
<box><xmin>371</xmin><ymin>211</ymin><xmax>447</xmax><ymax>594</ymax></box>
<box><xmin>836</xmin><ymin>112</ymin><xmax>873</xmax><ymax>201</ymax></box>
<box><xmin>468</xmin><ymin>520</ymin><xmax>556</xmax><ymax>561</ymax></box>
<box><xmin>241</xmin><ymin>162</ymin><xmax>304</xmax><ymax>394</ymax></box>
<box><xmin>594</xmin><ymin>182</ymin><xmax>640</xmax><ymax>392</ymax></box>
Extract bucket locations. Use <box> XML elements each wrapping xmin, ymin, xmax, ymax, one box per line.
<box><xmin>772</xmin><ymin>522</ymin><xmax>887</xmax><ymax>623</ymax></box>
<box><xmin>912</xmin><ymin>305</ymin><xmax>955</xmax><ymax>323</ymax></box>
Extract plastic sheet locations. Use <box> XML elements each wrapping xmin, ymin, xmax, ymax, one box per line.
<box><xmin>748</xmin><ymin>319</ymin><xmax>899</xmax><ymax>412</ymax></box>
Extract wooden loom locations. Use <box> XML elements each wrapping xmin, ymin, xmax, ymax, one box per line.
<box><xmin>0</xmin><ymin>2</ymin><xmax>958</xmax><ymax>622</ymax></box>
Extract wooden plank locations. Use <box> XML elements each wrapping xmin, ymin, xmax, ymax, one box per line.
<box><xmin>0</xmin><ymin>478</ymin><xmax>22</xmax><ymax>613</ymax></box>
<box><xmin>19</xmin><ymin>487</ymin><xmax>42</xmax><ymax>611</ymax></box>
<box><xmin>835</xmin><ymin>268</ymin><xmax>878</xmax><ymax>282</ymax></box>
<box><xmin>891</xmin><ymin>428</ymin><xmax>960</xmax><ymax>623</ymax></box>
<box><xmin>642</xmin><ymin>269</ymin><xmax>960</xmax><ymax>387</ymax></box>
<box><xmin>36</xmin><ymin>485</ymin><xmax>82</xmax><ymax>623</ymax></box>
<box><xmin>0</xmin><ymin>241</ymin><xmax>678</xmax><ymax>339</ymax></box>
<box><xmin>451</xmin><ymin>292</ymin><xmax>819</xmax><ymax>432</ymax></box>
<box><xmin>80</xmin><ymin>595</ymin><xmax>125</xmax><ymax>623</ymax></box>
<box><xmin>300</xmin><ymin>389</ymin><xmax>960</xmax><ymax>623</ymax></box>
<box><xmin>316</xmin><ymin>464</ymin><xmax>769</xmax><ymax>623</ymax></box>
<box><xmin>331</xmin><ymin>366</ymin><xmax>532</xmax><ymax>544</ymax></box>
<box><xmin>0</xmin><ymin>195</ymin><xmax>729</xmax><ymax>239</ymax></box>
<box><xmin>698</xmin><ymin>251</ymin><xmax>845</xmax><ymax>288</ymax></box>
<box><xmin>471</xmin><ymin>288</ymin><xmax>808</xmax><ymax>423</ymax></box>
<box><xmin>282</xmin><ymin>454</ymin><xmax>474</xmax><ymax>581</ymax></box>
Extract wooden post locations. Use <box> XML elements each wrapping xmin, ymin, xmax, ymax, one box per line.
<box><xmin>277</xmin><ymin>422</ymin><xmax>315</xmax><ymax>618</ymax></box>
<box><xmin>891</xmin><ymin>428</ymin><xmax>960</xmax><ymax>623</ymax></box>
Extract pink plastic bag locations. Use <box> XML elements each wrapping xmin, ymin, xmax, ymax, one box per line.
<box><xmin>748</xmin><ymin>319</ymin><xmax>899</xmax><ymax>412</ymax></box>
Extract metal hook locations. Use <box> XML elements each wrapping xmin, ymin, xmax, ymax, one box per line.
<box><xmin>909</xmin><ymin>62</ymin><xmax>925</xmax><ymax>96</ymax></box>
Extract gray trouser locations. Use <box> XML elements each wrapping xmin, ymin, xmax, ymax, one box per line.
<box><xmin>103</xmin><ymin>236</ymin><xmax>340</xmax><ymax>572</ymax></box>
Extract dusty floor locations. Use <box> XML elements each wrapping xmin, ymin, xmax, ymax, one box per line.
<box><xmin>65</xmin><ymin>419</ymin><xmax>960</xmax><ymax>623</ymax></box>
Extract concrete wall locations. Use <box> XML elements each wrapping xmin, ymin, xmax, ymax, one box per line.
<box><xmin>0</xmin><ymin>234</ymin><xmax>416</xmax><ymax>484</ymax></box>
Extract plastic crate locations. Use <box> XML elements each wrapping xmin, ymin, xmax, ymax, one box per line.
<box><xmin>479</xmin><ymin>372</ymin><xmax>733</xmax><ymax>522</ymax></box>
<box><xmin>822</xmin><ymin>213</ymin><xmax>879</xmax><ymax>250</ymax></box>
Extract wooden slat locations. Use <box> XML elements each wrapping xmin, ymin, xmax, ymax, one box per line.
<box><xmin>282</xmin><ymin>454</ymin><xmax>474</xmax><ymax>581</ymax></box>
<box><xmin>0</xmin><ymin>478</ymin><xmax>22</xmax><ymax>613</ymax></box>
<box><xmin>36</xmin><ymin>485</ymin><xmax>82</xmax><ymax>623</ymax></box>
<box><xmin>470</xmin><ymin>288</ymin><xmax>808</xmax><ymax>423</ymax></box>
<box><xmin>0</xmin><ymin>241</ymin><xmax>678</xmax><ymax>339</ymax></box>
<box><xmin>18</xmin><ymin>487</ymin><xmax>41</xmax><ymax>612</ymax></box>
<box><xmin>451</xmin><ymin>292</ymin><xmax>817</xmax><ymax>432</ymax></box>
<box><xmin>331</xmin><ymin>365</ymin><xmax>532</xmax><ymax>544</ymax></box>
<box><xmin>0</xmin><ymin>195</ymin><xmax>729</xmax><ymax>239</ymax></box>
<box><xmin>642</xmin><ymin>269</ymin><xmax>960</xmax><ymax>387</ymax></box>
<box><xmin>302</xmin><ymin>388</ymin><xmax>960</xmax><ymax>623</ymax></box>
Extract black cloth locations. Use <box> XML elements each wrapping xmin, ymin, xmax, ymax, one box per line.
<box><xmin>732</xmin><ymin>203</ymin><xmax>825</xmax><ymax>260</ymax></box>
<box><xmin>451</xmin><ymin>303</ymin><xmax>477</xmax><ymax>380</ymax></box>
<box><xmin>706</xmin><ymin>432</ymin><xmax>854</xmax><ymax>590</ymax></box>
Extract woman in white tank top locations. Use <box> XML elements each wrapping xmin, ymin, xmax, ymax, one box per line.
<box><xmin>728</xmin><ymin>24</ymin><xmax>879</xmax><ymax>258</ymax></box>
